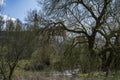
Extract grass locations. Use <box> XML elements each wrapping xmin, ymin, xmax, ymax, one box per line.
<box><xmin>11</xmin><ymin>60</ymin><xmax>120</xmax><ymax>80</ymax></box>
<box><xmin>12</xmin><ymin>70</ymin><xmax>120</xmax><ymax>80</ymax></box>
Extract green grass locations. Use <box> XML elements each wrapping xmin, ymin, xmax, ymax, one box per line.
<box><xmin>12</xmin><ymin>60</ymin><xmax>120</xmax><ymax>80</ymax></box>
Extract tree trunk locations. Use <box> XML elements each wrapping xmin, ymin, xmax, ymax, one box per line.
<box><xmin>8</xmin><ymin>65</ymin><xmax>16</xmax><ymax>80</ymax></box>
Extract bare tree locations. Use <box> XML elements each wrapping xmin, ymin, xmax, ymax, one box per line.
<box><xmin>37</xmin><ymin>0</ymin><xmax>114</xmax><ymax>73</ymax></box>
<box><xmin>39</xmin><ymin>0</ymin><xmax>112</xmax><ymax>56</ymax></box>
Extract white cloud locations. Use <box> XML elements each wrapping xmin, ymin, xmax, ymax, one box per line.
<box><xmin>0</xmin><ymin>14</ymin><xmax>16</xmax><ymax>29</ymax></box>
<box><xmin>0</xmin><ymin>14</ymin><xmax>16</xmax><ymax>21</ymax></box>
<box><xmin>0</xmin><ymin>0</ymin><xmax>5</xmax><ymax>6</ymax></box>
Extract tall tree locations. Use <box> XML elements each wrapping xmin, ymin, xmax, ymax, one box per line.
<box><xmin>40</xmin><ymin>0</ymin><xmax>112</xmax><ymax>56</ymax></box>
<box><xmin>38</xmin><ymin>0</ymin><xmax>113</xmax><ymax>72</ymax></box>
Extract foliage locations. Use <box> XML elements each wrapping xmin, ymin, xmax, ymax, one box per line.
<box><xmin>0</xmin><ymin>19</ymin><xmax>36</xmax><ymax>80</ymax></box>
<box><xmin>1</xmin><ymin>0</ymin><xmax>120</xmax><ymax>79</ymax></box>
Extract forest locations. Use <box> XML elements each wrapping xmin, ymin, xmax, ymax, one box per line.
<box><xmin>0</xmin><ymin>0</ymin><xmax>120</xmax><ymax>80</ymax></box>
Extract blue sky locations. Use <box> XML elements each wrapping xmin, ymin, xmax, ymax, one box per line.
<box><xmin>3</xmin><ymin>0</ymin><xmax>40</xmax><ymax>21</ymax></box>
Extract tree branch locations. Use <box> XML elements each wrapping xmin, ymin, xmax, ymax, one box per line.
<box><xmin>80</xmin><ymin>0</ymin><xmax>97</xmax><ymax>20</ymax></box>
<box><xmin>55</xmin><ymin>21</ymin><xmax>89</xmax><ymax>37</ymax></box>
